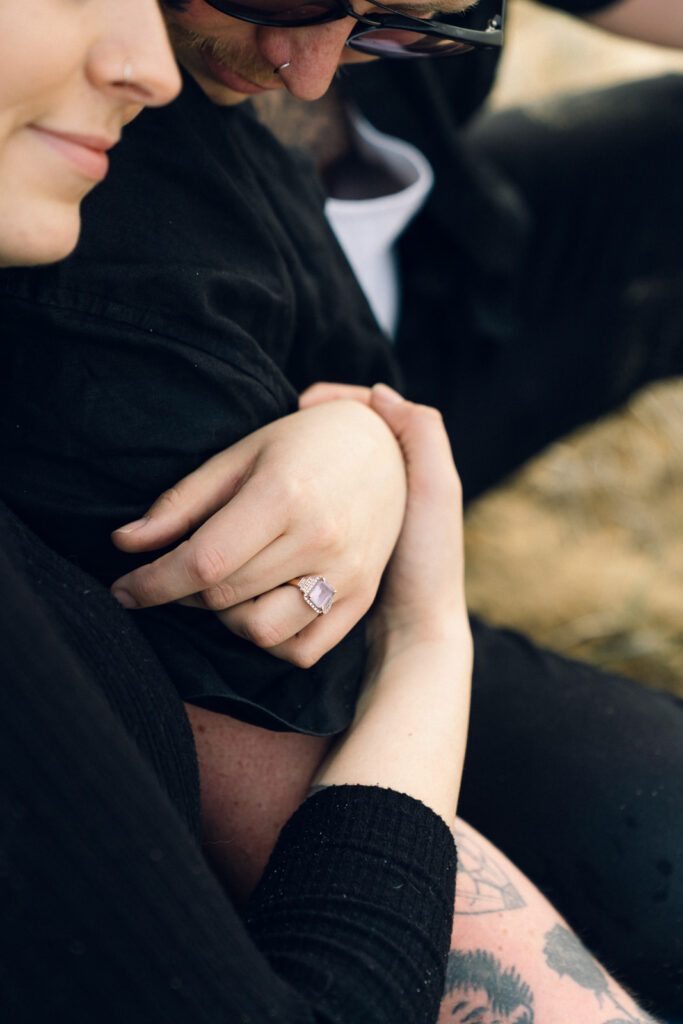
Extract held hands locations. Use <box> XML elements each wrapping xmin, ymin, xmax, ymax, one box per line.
<box><xmin>301</xmin><ymin>382</ymin><xmax>470</xmax><ymax>655</ymax></box>
<box><xmin>306</xmin><ymin>383</ymin><xmax>471</xmax><ymax>825</ymax></box>
<box><xmin>110</xmin><ymin>400</ymin><xmax>407</xmax><ymax>668</ymax></box>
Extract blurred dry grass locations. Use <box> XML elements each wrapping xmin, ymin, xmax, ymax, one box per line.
<box><xmin>463</xmin><ymin>1</ymin><xmax>683</xmax><ymax>696</ymax></box>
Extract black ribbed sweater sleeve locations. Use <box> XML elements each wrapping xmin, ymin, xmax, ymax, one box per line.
<box><xmin>0</xmin><ymin>535</ymin><xmax>456</xmax><ymax>1024</ymax></box>
<box><xmin>249</xmin><ymin>787</ymin><xmax>456</xmax><ymax>1023</ymax></box>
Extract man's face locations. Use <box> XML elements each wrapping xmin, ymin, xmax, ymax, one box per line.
<box><xmin>163</xmin><ymin>0</ymin><xmax>475</xmax><ymax>106</ymax></box>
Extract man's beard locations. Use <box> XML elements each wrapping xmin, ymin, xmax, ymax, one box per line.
<box><xmin>166</xmin><ymin>21</ymin><xmax>277</xmax><ymax>88</ymax></box>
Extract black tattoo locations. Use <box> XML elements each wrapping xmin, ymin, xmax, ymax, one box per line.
<box><xmin>442</xmin><ymin>950</ymin><xmax>534</xmax><ymax>1024</ymax></box>
<box><xmin>543</xmin><ymin>924</ymin><xmax>609</xmax><ymax>999</ymax></box>
<box><xmin>543</xmin><ymin>925</ymin><xmax>656</xmax><ymax>1023</ymax></box>
<box><xmin>452</xmin><ymin>825</ymin><xmax>526</xmax><ymax>915</ymax></box>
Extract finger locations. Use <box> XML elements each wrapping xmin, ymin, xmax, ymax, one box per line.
<box><xmin>183</xmin><ymin>535</ymin><xmax>305</xmax><ymax>612</ymax></box>
<box><xmin>270</xmin><ymin>590</ymin><xmax>375</xmax><ymax>666</ymax></box>
<box><xmin>218</xmin><ymin>587</ymin><xmax>373</xmax><ymax>668</ymax></box>
<box><xmin>370</xmin><ymin>385</ymin><xmax>459</xmax><ymax>499</ymax></box>
<box><xmin>111</xmin><ymin>435</ymin><xmax>260</xmax><ymax>553</ymax></box>
<box><xmin>299</xmin><ymin>382</ymin><xmax>373</xmax><ymax>409</ymax></box>
<box><xmin>160</xmin><ymin>529</ymin><xmax>345</xmax><ymax>613</ymax></box>
<box><xmin>176</xmin><ymin>593</ymin><xmax>207</xmax><ymax>609</ymax></box>
<box><xmin>216</xmin><ymin>586</ymin><xmax>320</xmax><ymax>649</ymax></box>
<box><xmin>110</xmin><ymin>470</ymin><xmax>287</xmax><ymax>609</ymax></box>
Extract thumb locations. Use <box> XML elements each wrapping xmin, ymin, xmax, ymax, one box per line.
<box><xmin>111</xmin><ymin>440</ymin><xmax>255</xmax><ymax>553</ymax></box>
<box><xmin>370</xmin><ymin>384</ymin><xmax>458</xmax><ymax>498</ymax></box>
<box><xmin>299</xmin><ymin>381</ymin><xmax>373</xmax><ymax>409</ymax></box>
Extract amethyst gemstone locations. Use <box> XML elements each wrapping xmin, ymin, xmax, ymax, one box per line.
<box><xmin>308</xmin><ymin>577</ymin><xmax>335</xmax><ymax>614</ymax></box>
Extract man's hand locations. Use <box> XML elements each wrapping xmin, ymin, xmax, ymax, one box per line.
<box><xmin>110</xmin><ymin>400</ymin><xmax>407</xmax><ymax>668</ymax></box>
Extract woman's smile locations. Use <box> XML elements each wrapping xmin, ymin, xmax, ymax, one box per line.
<box><xmin>26</xmin><ymin>126</ymin><xmax>117</xmax><ymax>183</ymax></box>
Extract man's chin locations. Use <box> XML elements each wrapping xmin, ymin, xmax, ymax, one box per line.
<box><xmin>181</xmin><ymin>60</ymin><xmax>250</xmax><ymax>106</ymax></box>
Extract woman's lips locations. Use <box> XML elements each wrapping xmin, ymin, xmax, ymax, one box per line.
<box><xmin>201</xmin><ymin>49</ymin><xmax>274</xmax><ymax>94</ymax></box>
<box><xmin>28</xmin><ymin>126</ymin><xmax>113</xmax><ymax>182</ymax></box>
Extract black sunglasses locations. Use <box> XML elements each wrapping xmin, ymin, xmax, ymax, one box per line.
<box><xmin>202</xmin><ymin>0</ymin><xmax>505</xmax><ymax>59</ymax></box>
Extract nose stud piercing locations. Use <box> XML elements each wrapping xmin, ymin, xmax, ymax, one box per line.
<box><xmin>274</xmin><ymin>62</ymin><xmax>291</xmax><ymax>75</ymax></box>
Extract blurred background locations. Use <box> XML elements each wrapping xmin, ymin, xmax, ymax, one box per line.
<box><xmin>463</xmin><ymin>0</ymin><xmax>683</xmax><ymax>697</ymax></box>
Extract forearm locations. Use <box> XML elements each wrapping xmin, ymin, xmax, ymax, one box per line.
<box><xmin>188</xmin><ymin>627</ymin><xmax>470</xmax><ymax>902</ymax></box>
<box><xmin>586</xmin><ymin>0</ymin><xmax>683</xmax><ymax>49</ymax></box>
<box><xmin>315</xmin><ymin>629</ymin><xmax>472</xmax><ymax>825</ymax></box>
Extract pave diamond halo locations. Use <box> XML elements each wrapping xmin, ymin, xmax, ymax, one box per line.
<box><xmin>290</xmin><ymin>575</ymin><xmax>336</xmax><ymax>614</ymax></box>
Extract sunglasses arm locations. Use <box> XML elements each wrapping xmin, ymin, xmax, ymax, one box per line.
<box><xmin>342</xmin><ymin>0</ymin><xmax>505</xmax><ymax>48</ymax></box>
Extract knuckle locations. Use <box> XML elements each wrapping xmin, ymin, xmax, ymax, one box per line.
<box><xmin>242</xmin><ymin>614</ymin><xmax>285</xmax><ymax>650</ymax></box>
<box><xmin>273</xmin><ymin>473</ymin><xmax>304</xmax><ymax>511</ymax></box>
<box><xmin>152</xmin><ymin>485</ymin><xmax>194</xmax><ymax>531</ymax></box>
<box><xmin>288</xmin><ymin>640</ymin><xmax>322</xmax><ymax>669</ymax></box>
<box><xmin>154</xmin><ymin>484</ymin><xmax>183</xmax><ymax>512</ymax></box>
<box><xmin>187</xmin><ymin>544</ymin><xmax>229</xmax><ymax>588</ymax></box>
<box><xmin>129</xmin><ymin>570</ymin><xmax>161</xmax><ymax>606</ymax></box>
<box><xmin>200</xmin><ymin>580</ymin><xmax>238</xmax><ymax>611</ymax></box>
<box><xmin>309</xmin><ymin>511</ymin><xmax>343</xmax><ymax>554</ymax></box>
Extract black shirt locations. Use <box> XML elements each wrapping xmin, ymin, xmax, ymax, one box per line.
<box><xmin>0</xmin><ymin>0</ymin><xmax>615</xmax><ymax>735</ymax></box>
<box><xmin>0</xmin><ymin>79</ymin><xmax>398</xmax><ymax>734</ymax></box>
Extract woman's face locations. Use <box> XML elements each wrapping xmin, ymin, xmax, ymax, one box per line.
<box><xmin>0</xmin><ymin>0</ymin><xmax>181</xmax><ymax>267</ymax></box>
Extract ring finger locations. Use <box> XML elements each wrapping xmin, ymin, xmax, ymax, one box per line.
<box><xmin>216</xmin><ymin>584</ymin><xmax>322</xmax><ymax>650</ymax></box>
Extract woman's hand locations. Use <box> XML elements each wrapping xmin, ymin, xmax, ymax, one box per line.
<box><xmin>110</xmin><ymin>400</ymin><xmax>407</xmax><ymax>668</ymax></box>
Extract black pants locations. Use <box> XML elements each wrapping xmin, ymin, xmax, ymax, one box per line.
<box><xmin>400</xmin><ymin>76</ymin><xmax>683</xmax><ymax>1014</ymax></box>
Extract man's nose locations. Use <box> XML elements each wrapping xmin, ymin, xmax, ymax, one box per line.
<box><xmin>256</xmin><ymin>19</ymin><xmax>356</xmax><ymax>100</ymax></box>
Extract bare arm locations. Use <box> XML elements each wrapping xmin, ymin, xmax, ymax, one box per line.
<box><xmin>586</xmin><ymin>0</ymin><xmax>683</xmax><ymax>49</ymax></box>
<box><xmin>439</xmin><ymin>816</ymin><xmax>662</xmax><ymax>1023</ymax></box>
<box><xmin>314</xmin><ymin>385</ymin><xmax>472</xmax><ymax>825</ymax></box>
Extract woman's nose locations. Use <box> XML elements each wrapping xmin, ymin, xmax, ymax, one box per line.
<box><xmin>88</xmin><ymin>0</ymin><xmax>182</xmax><ymax>109</ymax></box>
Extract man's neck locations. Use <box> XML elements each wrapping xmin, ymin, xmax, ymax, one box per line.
<box><xmin>251</xmin><ymin>84</ymin><xmax>406</xmax><ymax>200</ymax></box>
<box><xmin>251</xmin><ymin>84</ymin><xmax>354</xmax><ymax>176</ymax></box>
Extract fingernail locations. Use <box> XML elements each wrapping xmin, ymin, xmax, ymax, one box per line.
<box><xmin>112</xmin><ymin>588</ymin><xmax>139</xmax><ymax>610</ymax></box>
<box><xmin>113</xmin><ymin>517</ymin><xmax>150</xmax><ymax>534</ymax></box>
<box><xmin>373</xmin><ymin>383</ymin><xmax>404</xmax><ymax>404</ymax></box>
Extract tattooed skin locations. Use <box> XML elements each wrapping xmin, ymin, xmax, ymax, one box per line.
<box><xmin>602</xmin><ymin>1019</ymin><xmax>660</xmax><ymax>1024</ymax></box>
<box><xmin>452</xmin><ymin>824</ymin><xmax>526</xmax><ymax>915</ymax></box>
<box><xmin>543</xmin><ymin>926</ymin><xmax>659</xmax><ymax>1024</ymax></box>
<box><xmin>439</xmin><ymin>950</ymin><xmax>534</xmax><ymax>1024</ymax></box>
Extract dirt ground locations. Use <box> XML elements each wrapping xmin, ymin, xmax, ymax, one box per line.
<box><xmin>462</xmin><ymin>2</ymin><xmax>683</xmax><ymax>697</ymax></box>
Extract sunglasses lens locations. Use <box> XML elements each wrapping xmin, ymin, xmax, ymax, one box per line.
<box><xmin>347</xmin><ymin>28</ymin><xmax>475</xmax><ymax>58</ymax></box>
<box><xmin>207</xmin><ymin>0</ymin><xmax>338</xmax><ymax>25</ymax></box>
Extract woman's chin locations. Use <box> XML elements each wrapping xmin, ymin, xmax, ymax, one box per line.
<box><xmin>0</xmin><ymin>206</ymin><xmax>82</xmax><ymax>267</ymax></box>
